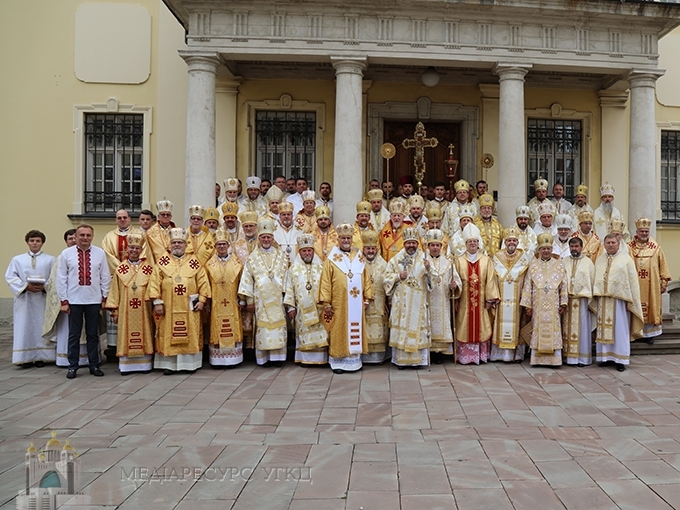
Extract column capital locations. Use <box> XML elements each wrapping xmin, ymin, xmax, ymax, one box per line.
<box><xmin>626</xmin><ymin>69</ymin><xmax>665</xmax><ymax>89</ymax></box>
<box><xmin>331</xmin><ymin>56</ymin><xmax>367</xmax><ymax>75</ymax></box>
<box><xmin>598</xmin><ymin>89</ymin><xmax>629</xmax><ymax>109</ymax></box>
<box><xmin>179</xmin><ymin>50</ymin><xmax>221</xmax><ymax>73</ymax></box>
<box><xmin>493</xmin><ymin>63</ymin><xmax>532</xmax><ymax>81</ymax></box>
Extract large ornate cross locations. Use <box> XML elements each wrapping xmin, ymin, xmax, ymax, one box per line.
<box><xmin>402</xmin><ymin>122</ymin><xmax>438</xmax><ymax>187</ymax></box>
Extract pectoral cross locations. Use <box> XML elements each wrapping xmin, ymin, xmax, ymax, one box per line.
<box><xmin>402</xmin><ymin>122</ymin><xmax>438</xmax><ymax>186</ymax></box>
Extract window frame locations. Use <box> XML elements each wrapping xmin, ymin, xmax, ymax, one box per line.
<box><xmin>659</xmin><ymin>126</ymin><xmax>680</xmax><ymax>223</ymax></box>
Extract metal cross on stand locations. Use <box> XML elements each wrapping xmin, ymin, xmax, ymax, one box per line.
<box><xmin>402</xmin><ymin>121</ymin><xmax>438</xmax><ymax>192</ymax></box>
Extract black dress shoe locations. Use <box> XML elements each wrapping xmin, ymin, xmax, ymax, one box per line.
<box><xmin>89</xmin><ymin>367</ymin><xmax>104</xmax><ymax>377</ymax></box>
<box><xmin>163</xmin><ymin>369</ymin><xmax>174</xmax><ymax>376</ymax></box>
<box><xmin>332</xmin><ymin>368</ymin><xmax>345</xmax><ymax>374</ymax></box>
<box><xmin>34</xmin><ymin>361</ymin><xmax>45</xmax><ymax>368</ymax></box>
<box><xmin>616</xmin><ymin>364</ymin><xmax>626</xmax><ymax>372</ymax></box>
<box><xmin>19</xmin><ymin>363</ymin><xmax>33</xmax><ymax>369</ymax></box>
<box><xmin>431</xmin><ymin>353</ymin><xmax>443</xmax><ymax>364</ymax></box>
<box><xmin>272</xmin><ymin>361</ymin><xmax>283</xmax><ymax>368</ymax></box>
<box><xmin>66</xmin><ymin>369</ymin><xmax>77</xmax><ymax>379</ymax></box>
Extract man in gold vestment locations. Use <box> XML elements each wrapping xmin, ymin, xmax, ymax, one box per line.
<box><xmin>474</xmin><ymin>194</ymin><xmax>503</xmax><ymax>258</ymax></box>
<box><xmin>238</xmin><ymin>218</ymin><xmax>289</xmax><ymax>366</ymax></box>
<box><xmin>384</xmin><ymin>228</ymin><xmax>432</xmax><ymax>368</ymax></box>
<box><xmin>284</xmin><ymin>234</ymin><xmax>329</xmax><ymax>365</ymax></box>
<box><xmin>294</xmin><ymin>190</ymin><xmax>318</xmax><ymax>233</ymax></box>
<box><xmin>186</xmin><ymin>205</ymin><xmax>216</xmax><ymax>266</ymax></box>
<box><xmin>105</xmin><ymin>230</ymin><xmax>154</xmax><ymax>374</ymax></box>
<box><xmin>562</xmin><ymin>237</ymin><xmax>595</xmax><ymax>366</ymax></box>
<box><xmin>521</xmin><ymin>233</ymin><xmax>568</xmax><ymax>366</ymax></box>
<box><xmin>146</xmin><ymin>199</ymin><xmax>176</xmax><ymax>264</ymax></box>
<box><xmin>319</xmin><ymin>223</ymin><xmax>373</xmax><ymax>374</ymax></box>
<box><xmin>379</xmin><ymin>201</ymin><xmax>409</xmax><ymax>262</ymax></box>
<box><xmin>628</xmin><ymin>218</ymin><xmax>672</xmax><ymax>342</ymax></box>
<box><xmin>592</xmin><ymin>234</ymin><xmax>644</xmax><ymax>372</ymax></box>
<box><xmin>491</xmin><ymin>226</ymin><xmax>530</xmax><ymax>363</ymax></box>
<box><xmin>205</xmin><ymin>230</ymin><xmax>243</xmax><ymax>367</ymax></box>
<box><xmin>360</xmin><ymin>230</ymin><xmax>390</xmax><ymax>364</ymax></box>
<box><xmin>311</xmin><ymin>206</ymin><xmax>338</xmax><ymax>261</ymax></box>
<box><xmin>454</xmin><ymin>224</ymin><xmax>499</xmax><ymax>364</ymax></box>
<box><xmin>571</xmin><ymin>211</ymin><xmax>602</xmax><ymax>262</ymax></box>
<box><xmin>352</xmin><ymin>201</ymin><xmax>375</xmax><ymax>250</ymax></box>
<box><xmin>147</xmin><ymin>227</ymin><xmax>210</xmax><ymax>374</ymax></box>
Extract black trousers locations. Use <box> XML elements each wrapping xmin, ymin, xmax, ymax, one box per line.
<box><xmin>68</xmin><ymin>304</ymin><xmax>101</xmax><ymax>370</ymax></box>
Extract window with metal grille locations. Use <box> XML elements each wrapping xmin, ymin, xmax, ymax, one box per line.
<box><xmin>527</xmin><ymin>119</ymin><xmax>582</xmax><ymax>201</ymax></box>
<box><xmin>84</xmin><ymin>113</ymin><xmax>143</xmax><ymax>213</ymax></box>
<box><xmin>255</xmin><ymin>111</ymin><xmax>316</xmax><ymax>188</ymax></box>
<box><xmin>661</xmin><ymin>130</ymin><xmax>680</xmax><ymax>222</ymax></box>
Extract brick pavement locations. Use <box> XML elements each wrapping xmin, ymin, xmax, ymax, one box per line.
<box><xmin>1</xmin><ymin>324</ymin><xmax>680</xmax><ymax>509</ymax></box>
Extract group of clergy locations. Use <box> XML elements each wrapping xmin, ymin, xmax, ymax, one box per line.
<box><xmin>4</xmin><ymin>174</ymin><xmax>671</xmax><ymax>375</ymax></box>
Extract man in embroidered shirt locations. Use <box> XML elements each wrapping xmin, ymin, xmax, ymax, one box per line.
<box><xmin>57</xmin><ymin>224</ymin><xmax>111</xmax><ymax>379</ymax></box>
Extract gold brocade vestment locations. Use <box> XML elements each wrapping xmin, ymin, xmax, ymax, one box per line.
<box><xmin>453</xmin><ymin>253</ymin><xmax>499</xmax><ymax>344</ymax></box>
<box><xmin>628</xmin><ymin>236</ymin><xmax>671</xmax><ymax>327</ymax></box>
<box><xmin>205</xmin><ymin>254</ymin><xmax>243</xmax><ymax>349</ymax></box>
<box><xmin>561</xmin><ymin>255</ymin><xmax>595</xmax><ymax>357</ymax></box>
<box><xmin>492</xmin><ymin>249</ymin><xmax>530</xmax><ymax>350</ymax></box>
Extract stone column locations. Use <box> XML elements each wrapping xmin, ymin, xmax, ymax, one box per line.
<box><xmin>599</xmin><ymin>89</ymin><xmax>630</xmax><ymax>220</ymax></box>
<box><xmin>628</xmin><ymin>69</ymin><xmax>664</xmax><ymax>238</ymax></box>
<box><xmin>180</xmin><ymin>51</ymin><xmax>220</xmax><ymax>223</ymax></box>
<box><xmin>216</xmin><ymin>77</ymin><xmax>241</xmax><ymax>181</ymax></box>
<box><xmin>331</xmin><ymin>57</ymin><xmax>367</xmax><ymax>224</ymax></box>
<box><xmin>494</xmin><ymin>63</ymin><xmax>531</xmax><ymax>226</ymax></box>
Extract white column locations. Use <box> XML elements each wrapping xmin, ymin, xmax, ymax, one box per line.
<box><xmin>180</xmin><ymin>51</ymin><xmax>220</xmax><ymax>223</ymax></box>
<box><xmin>331</xmin><ymin>57</ymin><xmax>367</xmax><ymax>224</ymax></box>
<box><xmin>599</xmin><ymin>89</ymin><xmax>630</xmax><ymax>220</ymax></box>
<box><xmin>494</xmin><ymin>63</ymin><xmax>531</xmax><ymax>226</ymax></box>
<box><xmin>216</xmin><ymin>77</ymin><xmax>241</xmax><ymax>181</ymax></box>
<box><xmin>628</xmin><ymin>69</ymin><xmax>664</xmax><ymax>238</ymax></box>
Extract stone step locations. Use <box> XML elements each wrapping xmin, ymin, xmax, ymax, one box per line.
<box><xmin>631</xmin><ymin>322</ymin><xmax>680</xmax><ymax>355</ymax></box>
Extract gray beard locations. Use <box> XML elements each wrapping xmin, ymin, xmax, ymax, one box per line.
<box><xmin>601</xmin><ymin>202</ymin><xmax>613</xmax><ymax>215</ymax></box>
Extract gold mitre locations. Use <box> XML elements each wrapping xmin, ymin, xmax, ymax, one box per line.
<box><xmin>214</xmin><ymin>229</ymin><xmax>230</xmax><ymax>243</ymax></box>
<box><xmin>515</xmin><ymin>205</ymin><xmax>531</xmax><ymax>219</ymax></box>
<box><xmin>536</xmin><ymin>233</ymin><xmax>553</xmax><ymax>249</ymax></box>
<box><xmin>503</xmin><ymin>225</ymin><xmax>521</xmax><ymax>240</ymax></box>
<box><xmin>126</xmin><ymin>229</ymin><xmax>145</xmax><ymax>247</ymax></box>
<box><xmin>610</xmin><ymin>219</ymin><xmax>626</xmax><ymax>233</ymax></box>
<box><xmin>221</xmin><ymin>201</ymin><xmax>239</xmax><ymax>218</ymax></box>
<box><xmin>478</xmin><ymin>193</ymin><xmax>494</xmax><ymax>207</ymax></box>
<box><xmin>204</xmin><ymin>207</ymin><xmax>220</xmax><ymax>222</ymax></box>
<box><xmin>367</xmin><ymin>189</ymin><xmax>383</xmax><ymax>202</ymax></box>
<box><xmin>402</xmin><ymin>227</ymin><xmax>420</xmax><ymax>242</ymax></box>
<box><xmin>315</xmin><ymin>206</ymin><xmax>331</xmax><ymax>220</ymax></box>
<box><xmin>188</xmin><ymin>205</ymin><xmax>205</xmax><ymax>218</ymax></box>
<box><xmin>426</xmin><ymin>229</ymin><xmax>444</xmax><ymax>244</ymax></box>
<box><xmin>169</xmin><ymin>227</ymin><xmax>188</xmax><ymax>242</ymax></box>
<box><xmin>426</xmin><ymin>207</ymin><xmax>443</xmax><ymax>221</ymax></box>
<box><xmin>265</xmin><ymin>185</ymin><xmax>283</xmax><ymax>203</ymax></box>
<box><xmin>297</xmin><ymin>233</ymin><xmax>315</xmax><ymax>249</ymax></box>
<box><xmin>533</xmin><ymin>178</ymin><xmax>549</xmax><ymax>192</ymax></box>
<box><xmin>240</xmin><ymin>211</ymin><xmax>258</xmax><ymax>226</ymax></box>
<box><xmin>578</xmin><ymin>211</ymin><xmax>594</xmax><ymax>224</ymax></box>
<box><xmin>537</xmin><ymin>201</ymin><xmax>555</xmax><ymax>217</ymax></box>
<box><xmin>245</xmin><ymin>175</ymin><xmax>261</xmax><ymax>190</ymax></box>
<box><xmin>600</xmin><ymin>181</ymin><xmax>615</xmax><ymax>197</ymax></box>
<box><xmin>635</xmin><ymin>217</ymin><xmax>652</xmax><ymax>229</ymax></box>
<box><xmin>278</xmin><ymin>201</ymin><xmax>294</xmax><ymax>213</ymax></box>
<box><xmin>257</xmin><ymin>218</ymin><xmax>276</xmax><ymax>236</ymax></box>
<box><xmin>462</xmin><ymin>223</ymin><xmax>481</xmax><ymax>242</ymax></box>
<box><xmin>301</xmin><ymin>190</ymin><xmax>316</xmax><ymax>203</ymax></box>
<box><xmin>575</xmin><ymin>183</ymin><xmax>588</xmax><ymax>197</ymax></box>
<box><xmin>156</xmin><ymin>199</ymin><xmax>173</xmax><ymax>214</ymax></box>
<box><xmin>223</xmin><ymin>178</ymin><xmax>239</xmax><ymax>192</ymax></box>
<box><xmin>389</xmin><ymin>201</ymin><xmax>406</xmax><ymax>215</ymax></box>
<box><xmin>554</xmin><ymin>214</ymin><xmax>572</xmax><ymax>230</ymax></box>
<box><xmin>356</xmin><ymin>201</ymin><xmax>371</xmax><ymax>215</ymax></box>
<box><xmin>336</xmin><ymin>223</ymin><xmax>355</xmax><ymax>237</ymax></box>
<box><xmin>454</xmin><ymin>179</ymin><xmax>471</xmax><ymax>193</ymax></box>
<box><xmin>459</xmin><ymin>205</ymin><xmax>475</xmax><ymax>220</ymax></box>
<box><xmin>361</xmin><ymin>230</ymin><xmax>379</xmax><ymax>247</ymax></box>
<box><xmin>407</xmin><ymin>195</ymin><xmax>425</xmax><ymax>209</ymax></box>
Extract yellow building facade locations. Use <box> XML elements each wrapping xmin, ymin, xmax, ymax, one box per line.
<box><xmin>2</xmin><ymin>0</ymin><xmax>680</xmax><ymax>320</ymax></box>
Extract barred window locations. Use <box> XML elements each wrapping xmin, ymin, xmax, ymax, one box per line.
<box><xmin>255</xmin><ymin>111</ymin><xmax>316</xmax><ymax>187</ymax></box>
<box><xmin>84</xmin><ymin>113</ymin><xmax>143</xmax><ymax>213</ymax></box>
<box><xmin>661</xmin><ymin>130</ymin><xmax>680</xmax><ymax>221</ymax></box>
<box><xmin>527</xmin><ymin>119</ymin><xmax>582</xmax><ymax>201</ymax></box>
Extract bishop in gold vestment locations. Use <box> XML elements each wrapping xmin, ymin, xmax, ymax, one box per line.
<box><xmin>628</xmin><ymin>218</ymin><xmax>672</xmax><ymax>340</ymax></box>
<box><xmin>562</xmin><ymin>237</ymin><xmax>595</xmax><ymax>366</ymax></box>
<box><xmin>360</xmin><ymin>231</ymin><xmax>390</xmax><ymax>364</ymax></box>
<box><xmin>205</xmin><ymin>231</ymin><xmax>243</xmax><ymax>367</ymax></box>
<box><xmin>147</xmin><ymin>228</ymin><xmax>210</xmax><ymax>374</ymax></box>
<box><xmin>238</xmin><ymin>219</ymin><xmax>289</xmax><ymax>366</ymax></box>
<box><xmin>105</xmin><ymin>231</ymin><xmax>154</xmax><ymax>374</ymax></box>
<box><xmin>318</xmin><ymin>225</ymin><xmax>373</xmax><ymax>373</ymax></box>
<box><xmin>146</xmin><ymin>199</ymin><xmax>176</xmax><ymax>264</ymax></box>
<box><xmin>520</xmin><ymin>234</ymin><xmax>568</xmax><ymax>366</ymax></box>
<box><xmin>379</xmin><ymin>201</ymin><xmax>410</xmax><ymax>262</ymax></box>
<box><xmin>454</xmin><ymin>224</ymin><xmax>500</xmax><ymax>364</ymax></box>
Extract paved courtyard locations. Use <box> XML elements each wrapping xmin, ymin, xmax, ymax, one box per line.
<box><xmin>2</xmin><ymin>325</ymin><xmax>680</xmax><ymax>510</ymax></box>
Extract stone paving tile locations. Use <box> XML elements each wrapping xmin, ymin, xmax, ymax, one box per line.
<box><xmin>454</xmin><ymin>488</ymin><xmax>513</xmax><ymax>510</ymax></box>
<box><xmin>535</xmin><ymin>459</ymin><xmax>597</xmax><ymax>488</ymax></box>
<box><xmin>401</xmin><ymin>494</ymin><xmax>457</xmax><ymax>509</ymax></box>
<box><xmin>346</xmin><ymin>490</ymin><xmax>401</xmax><ymax>510</ymax></box>
<box><xmin>598</xmin><ymin>479</ymin><xmax>675</xmax><ymax>510</ymax></box>
<box><xmin>554</xmin><ymin>486</ymin><xmax>618</xmax><ymax>510</ymax></box>
<box><xmin>503</xmin><ymin>480</ymin><xmax>567</xmax><ymax>510</ymax></box>
<box><xmin>399</xmin><ymin>463</ymin><xmax>453</xmax><ymax>494</ymax></box>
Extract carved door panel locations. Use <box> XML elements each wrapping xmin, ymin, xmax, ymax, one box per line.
<box><xmin>383</xmin><ymin>121</ymin><xmax>461</xmax><ymax>189</ymax></box>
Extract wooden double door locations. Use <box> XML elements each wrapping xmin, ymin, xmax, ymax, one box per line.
<box><xmin>382</xmin><ymin>121</ymin><xmax>461</xmax><ymax>189</ymax></box>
